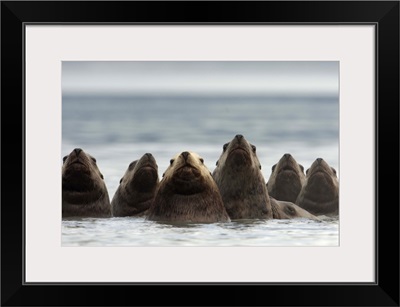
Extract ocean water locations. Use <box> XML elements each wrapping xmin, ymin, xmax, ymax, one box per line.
<box><xmin>62</xmin><ymin>95</ymin><xmax>339</xmax><ymax>247</ymax></box>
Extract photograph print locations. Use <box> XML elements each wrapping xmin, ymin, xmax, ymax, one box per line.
<box><xmin>61</xmin><ymin>61</ymin><xmax>339</xmax><ymax>247</ymax></box>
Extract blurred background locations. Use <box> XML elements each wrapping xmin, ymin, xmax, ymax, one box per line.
<box><xmin>62</xmin><ymin>61</ymin><xmax>339</xmax><ymax>199</ymax></box>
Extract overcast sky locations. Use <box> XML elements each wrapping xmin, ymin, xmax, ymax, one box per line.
<box><xmin>62</xmin><ymin>61</ymin><xmax>339</xmax><ymax>97</ymax></box>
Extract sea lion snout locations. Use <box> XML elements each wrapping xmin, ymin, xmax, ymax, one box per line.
<box><xmin>142</xmin><ymin>153</ymin><xmax>157</xmax><ymax>166</ymax></box>
<box><xmin>283</xmin><ymin>153</ymin><xmax>292</xmax><ymax>160</ymax></box>
<box><xmin>232</xmin><ymin>134</ymin><xmax>245</xmax><ymax>147</ymax></box>
<box><xmin>181</xmin><ymin>151</ymin><xmax>190</xmax><ymax>161</ymax></box>
<box><xmin>235</xmin><ymin>134</ymin><xmax>244</xmax><ymax>141</ymax></box>
<box><xmin>73</xmin><ymin>148</ymin><xmax>83</xmax><ymax>156</ymax></box>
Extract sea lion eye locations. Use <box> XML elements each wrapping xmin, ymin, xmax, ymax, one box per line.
<box><xmin>259</xmin><ymin>164</ymin><xmax>262</xmax><ymax>170</ymax></box>
<box><xmin>100</xmin><ymin>173</ymin><xmax>104</xmax><ymax>179</ymax></box>
<box><xmin>215</xmin><ymin>161</ymin><xmax>219</xmax><ymax>166</ymax></box>
<box><xmin>199</xmin><ymin>158</ymin><xmax>204</xmax><ymax>164</ymax></box>
<box><xmin>331</xmin><ymin>167</ymin><xmax>337</xmax><ymax>175</ymax></box>
<box><xmin>170</xmin><ymin>159</ymin><xmax>174</xmax><ymax>165</ymax></box>
<box><xmin>119</xmin><ymin>178</ymin><xmax>123</xmax><ymax>184</ymax></box>
<box><xmin>271</xmin><ymin>164</ymin><xmax>276</xmax><ymax>172</ymax></box>
<box><xmin>162</xmin><ymin>172</ymin><xmax>165</xmax><ymax>177</ymax></box>
<box><xmin>91</xmin><ymin>157</ymin><xmax>97</xmax><ymax>163</ymax></box>
<box><xmin>223</xmin><ymin>143</ymin><xmax>229</xmax><ymax>152</ymax></box>
<box><xmin>299</xmin><ymin>165</ymin><xmax>304</xmax><ymax>172</ymax></box>
<box><xmin>62</xmin><ymin>156</ymin><xmax>68</xmax><ymax>163</ymax></box>
<box><xmin>251</xmin><ymin>145</ymin><xmax>256</xmax><ymax>153</ymax></box>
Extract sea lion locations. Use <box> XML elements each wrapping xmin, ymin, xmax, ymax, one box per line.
<box><xmin>296</xmin><ymin>158</ymin><xmax>339</xmax><ymax>216</ymax></box>
<box><xmin>270</xmin><ymin>196</ymin><xmax>319</xmax><ymax>220</ymax></box>
<box><xmin>212</xmin><ymin>134</ymin><xmax>272</xmax><ymax>219</ymax></box>
<box><xmin>62</xmin><ymin>148</ymin><xmax>111</xmax><ymax>218</ymax></box>
<box><xmin>147</xmin><ymin>151</ymin><xmax>230</xmax><ymax>223</ymax></box>
<box><xmin>111</xmin><ymin>153</ymin><xmax>159</xmax><ymax>217</ymax></box>
<box><xmin>267</xmin><ymin>153</ymin><xmax>306</xmax><ymax>203</ymax></box>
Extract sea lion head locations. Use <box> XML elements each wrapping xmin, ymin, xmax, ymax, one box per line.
<box><xmin>119</xmin><ymin>153</ymin><xmax>159</xmax><ymax>193</ymax></box>
<box><xmin>213</xmin><ymin>135</ymin><xmax>272</xmax><ymax>219</ymax></box>
<box><xmin>62</xmin><ymin>148</ymin><xmax>106</xmax><ymax>197</ymax></box>
<box><xmin>162</xmin><ymin>151</ymin><xmax>213</xmax><ymax>195</ymax></box>
<box><xmin>296</xmin><ymin>158</ymin><xmax>339</xmax><ymax>216</ymax></box>
<box><xmin>147</xmin><ymin>151</ymin><xmax>230</xmax><ymax>223</ymax></box>
<box><xmin>62</xmin><ymin>148</ymin><xmax>111</xmax><ymax>218</ymax></box>
<box><xmin>270</xmin><ymin>196</ymin><xmax>319</xmax><ymax>220</ymax></box>
<box><xmin>267</xmin><ymin>153</ymin><xmax>306</xmax><ymax>203</ymax></box>
<box><xmin>304</xmin><ymin>158</ymin><xmax>339</xmax><ymax>201</ymax></box>
<box><xmin>111</xmin><ymin>153</ymin><xmax>159</xmax><ymax>217</ymax></box>
<box><xmin>214</xmin><ymin>134</ymin><xmax>261</xmax><ymax>175</ymax></box>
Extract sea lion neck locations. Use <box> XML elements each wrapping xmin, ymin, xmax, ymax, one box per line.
<box><xmin>62</xmin><ymin>188</ymin><xmax>105</xmax><ymax>204</ymax></box>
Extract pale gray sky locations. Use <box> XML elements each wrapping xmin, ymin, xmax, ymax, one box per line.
<box><xmin>62</xmin><ymin>61</ymin><xmax>339</xmax><ymax>96</ymax></box>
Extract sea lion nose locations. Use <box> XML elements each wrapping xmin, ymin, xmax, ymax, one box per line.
<box><xmin>235</xmin><ymin>134</ymin><xmax>244</xmax><ymax>141</ymax></box>
<box><xmin>74</xmin><ymin>148</ymin><xmax>83</xmax><ymax>156</ymax></box>
<box><xmin>145</xmin><ymin>153</ymin><xmax>153</xmax><ymax>158</ymax></box>
<box><xmin>283</xmin><ymin>153</ymin><xmax>291</xmax><ymax>159</ymax></box>
<box><xmin>316</xmin><ymin>158</ymin><xmax>323</xmax><ymax>164</ymax></box>
<box><xmin>181</xmin><ymin>151</ymin><xmax>190</xmax><ymax>160</ymax></box>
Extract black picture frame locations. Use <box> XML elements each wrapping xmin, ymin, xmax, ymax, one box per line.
<box><xmin>1</xmin><ymin>1</ymin><xmax>399</xmax><ymax>306</ymax></box>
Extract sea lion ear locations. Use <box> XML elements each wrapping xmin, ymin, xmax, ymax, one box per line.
<box><xmin>162</xmin><ymin>172</ymin><xmax>165</xmax><ymax>178</ymax></box>
<box><xmin>331</xmin><ymin>167</ymin><xmax>337</xmax><ymax>175</ymax></box>
<box><xmin>100</xmin><ymin>173</ymin><xmax>104</xmax><ymax>180</ymax></box>
<box><xmin>299</xmin><ymin>164</ymin><xmax>304</xmax><ymax>172</ymax></box>
<box><xmin>271</xmin><ymin>164</ymin><xmax>276</xmax><ymax>172</ymax></box>
<box><xmin>199</xmin><ymin>158</ymin><xmax>204</xmax><ymax>164</ymax></box>
<box><xmin>259</xmin><ymin>164</ymin><xmax>262</xmax><ymax>170</ymax></box>
<box><xmin>223</xmin><ymin>142</ymin><xmax>229</xmax><ymax>152</ymax></box>
<box><xmin>62</xmin><ymin>156</ymin><xmax>68</xmax><ymax>163</ymax></box>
